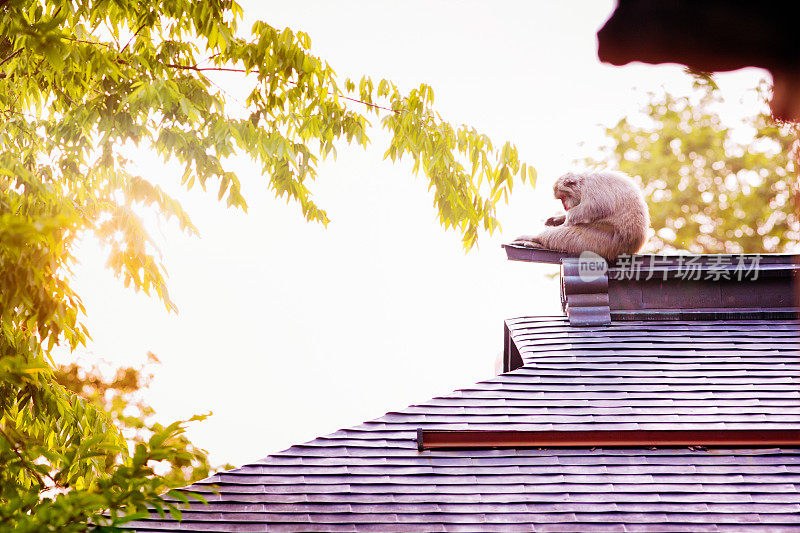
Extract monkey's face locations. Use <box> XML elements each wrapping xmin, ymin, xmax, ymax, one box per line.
<box><xmin>553</xmin><ymin>173</ymin><xmax>583</xmax><ymax>211</ymax></box>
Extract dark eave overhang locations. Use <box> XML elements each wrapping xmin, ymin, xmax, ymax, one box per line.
<box><xmin>596</xmin><ymin>0</ymin><xmax>800</xmax><ymax>121</ymax></box>
<box><xmin>504</xmin><ymin>245</ymin><xmax>800</xmax><ymax>325</ymax></box>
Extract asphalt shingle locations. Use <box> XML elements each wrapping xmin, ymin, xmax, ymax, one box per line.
<box><xmin>127</xmin><ymin>317</ymin><xmax>800</xmax><ymax>532</ymax></box>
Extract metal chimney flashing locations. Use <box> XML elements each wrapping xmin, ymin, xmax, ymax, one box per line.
<box><xmin>504</xmin><ymin>245</ymin><xmax>800</xmax><ymax>325</ymax></box>
<box><xmin>561</xmin><ymin>257</ymin><xmax>611</xmax><ymax>325</ymax></box>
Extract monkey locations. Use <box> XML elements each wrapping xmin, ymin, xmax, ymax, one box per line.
<box><xmin>511</xmin><ymin>170</ymin><xmax>650</xmax><ymax>261</ymax></box>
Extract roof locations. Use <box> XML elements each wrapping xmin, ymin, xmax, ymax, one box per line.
<box><xmin>128</xmin><ymin>315</ymin><xmax>800</xmax><ymax>532</ymax></box>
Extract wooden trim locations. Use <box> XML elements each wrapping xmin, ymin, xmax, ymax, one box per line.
<box><xmin>417</xmin><ymin>429</ymin><xmax>800</xmax><ymax>450</ymax></box>
<box><xmin>502</xmin><ymin>322</ymin><xmax>523</xmax><ymax>373</ymax></box>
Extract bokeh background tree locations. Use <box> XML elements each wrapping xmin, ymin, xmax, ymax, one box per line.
<box><xmin>586</xmin><ymin>77</ymin><xmax>799</xmax><ymax>254</ymax></box>
<box><xmin>0</xmin><ymin>0</ymin><xmax>534</xmax><ymax>530</ymax></box>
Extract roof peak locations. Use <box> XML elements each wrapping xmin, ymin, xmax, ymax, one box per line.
<box><xmin>504</xmin><ymin>245</ymin><xmax>800</xmax><ymax>325</ymax></box>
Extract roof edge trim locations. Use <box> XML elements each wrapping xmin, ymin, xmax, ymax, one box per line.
<box><xmin>418</xmin><ymin>429</ymin><xmax>800</xmax><ymax>450</ymax></box>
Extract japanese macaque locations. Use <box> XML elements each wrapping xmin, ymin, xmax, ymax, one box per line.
<box><xmin>512</xmin><ymin>170</ymin><xmax>649</xmax><ymax>260</ymax></box>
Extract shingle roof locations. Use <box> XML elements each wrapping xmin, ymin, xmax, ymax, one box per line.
<box><xmin>128</xmin><ymin>316</ymin><xmax>800</xmax><ymax>532</ymax></box>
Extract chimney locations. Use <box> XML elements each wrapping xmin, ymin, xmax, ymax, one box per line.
<box><xmin>504</xmin><ymin>245</ymin><xmax>800</xmax><ymax>326</ymax></box>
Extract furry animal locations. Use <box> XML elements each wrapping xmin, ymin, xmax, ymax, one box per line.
<box><xmin>512</xmin><ymin>171</ymin><xmax>649</xmax><ymax>260</ymax></box>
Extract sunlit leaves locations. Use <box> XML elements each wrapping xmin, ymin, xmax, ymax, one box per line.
<box><xmin>359</xmin><ymin>80</ymin><xmax>532</xmax><ymax>248</ymax></box>
<box><xmin>1</xmin><ymin>0</ymin><xmax>536</xmax><ymax>529</ymax></box>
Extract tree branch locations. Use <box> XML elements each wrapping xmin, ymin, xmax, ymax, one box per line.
<box><xmin>60</xmin><ymin>37</ymin><xmax>114</xmax><ymax>49</ymax></box>
<box><xmin>120</xmin><ymin>19</ymin><xmax>152</xmax><ymax>54</ymax></box>
<box><xmin>161</xmin><ymin>63</ymin><xmax>399</xmax><ymax>114</ymax></box>
<box><xmin>0</xmin><ymin>48</ymin><xmax>22</xmax><ymax>68</ymax></box>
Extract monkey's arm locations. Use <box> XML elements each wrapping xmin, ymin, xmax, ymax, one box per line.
<box><xmin>566</xmin><ymin>194</ymin><xmax>613</xmax><ymax>225</ymax></box>
<box><xmin>545</xmin><ymin>214</ymin><xmax>566</xmax><ymax>226</ymax></box>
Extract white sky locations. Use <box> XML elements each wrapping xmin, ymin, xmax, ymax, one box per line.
<box><xmin>58</xmin><ymin>0</ymin><xmax>768</xmax><ymax>466</ymax></box>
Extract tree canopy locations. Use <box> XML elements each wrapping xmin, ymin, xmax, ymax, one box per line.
<box><xmin>0</xmin><ymin>0</ymin><xmax>535</xmax><ymax>530</ymax></box>
<box><xmin>586</xmin><ymin>78</ymin><xmax>799</xmax><ymax>254</ymax></box>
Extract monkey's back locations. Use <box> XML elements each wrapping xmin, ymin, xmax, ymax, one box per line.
<box><xmin>584</xmin><ymin>171</ymin><xmax>650</xmax><ymax>257</ymax></box>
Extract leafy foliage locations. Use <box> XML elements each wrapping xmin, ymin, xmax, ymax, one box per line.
<box><xmin>0</xmin><ymin>0</ymin><xmax>535</xmax><ymax>530</ymax></box>
<box><xmin>54</xmin><ymin>354</ymin><xmax>228</xmax><ymax>489</ymax></box>
<box><xmin>0</xmin><ymin>356</ymin><xmax>210</xmax><ymax>532</ymax></box>
<box><xmin>586</xmin><ymin>78</ymin><xmax>799</xmax><ymax>253</ymax></box>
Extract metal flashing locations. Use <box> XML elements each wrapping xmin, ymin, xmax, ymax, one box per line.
<box><xmin>561</xmin><ymin>257</ymin><xmax>612</xmax><ymax>325</ymax></box>
<box><xmin>612</xmin><ymin>307</ymin><xmax>800</xmax><ymax>321</ymax></box>
<box><xmin>502</xmin><ymin>244</ymin><xmax>578</xmax><ymax>264</ymax></box>
<box><xmin>504</xmin><ymin>245</ymin><xmax>800</xmax><ymax>324</ymax></box>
